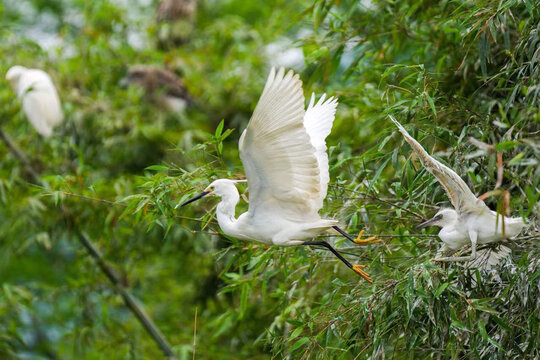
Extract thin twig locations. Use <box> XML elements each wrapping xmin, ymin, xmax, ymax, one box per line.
<box><xmin>78</xmin><ymin>231</ymin><xmax>176</xmax><ymax>358</ymax></box>
<box><xmin>192</xmin><ymin>307</ymin><xmax>198</xmax><ymax>360</ymax></box>
<box><xmin>43</xmin><ymin>190</ymin><xmax>117</xmax><ymax>205</ymax></box>
<box><xmin>0</xmin><ymin>127</ymin><xmax>41</xmax><ymax>182</ymax></box>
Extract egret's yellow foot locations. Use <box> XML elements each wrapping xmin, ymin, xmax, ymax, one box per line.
<box><xmin>352</xmin><ymin>265</ymin><xmax>372</xmax><ymax>283</ymax></box>
<box><xmin>354</xmin><ymin>230</ymin><xmax>380</xmax><ymax>245</ymax></box>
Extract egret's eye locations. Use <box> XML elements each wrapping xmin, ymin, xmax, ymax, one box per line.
<box><xmin>208</xmin><ymin>187</ymin><xmax>214</xmax><ymax>192</ymax></box>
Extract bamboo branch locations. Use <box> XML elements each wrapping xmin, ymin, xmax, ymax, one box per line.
<box><xmin>0</xmin><ymin>127</ymin><xmax>41</xmax><ymax>182</ymax></box>
<box><xmin>0</xmin><ymin>127</ymin><xmax>177</xmax><ymax>359</ymax></box>
<box><xmin>77</xmin><ymin>231</ymin><xmax>177</xmax><ymax>358</ymax></box>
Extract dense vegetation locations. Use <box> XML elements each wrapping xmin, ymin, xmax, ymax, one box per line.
<box><xmin>0</xmin><ymin>0</ymin><xmax>538</xmax><ymax>359</ymax></box>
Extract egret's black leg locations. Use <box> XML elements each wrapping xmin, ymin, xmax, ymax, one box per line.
<box><xmin>332</xmin><ymin>225</ymin><xmax>380</xmax><ymax>245</ymax></box>
<box><xmin>303</xmin><ymin>241</ymin><xmax>353</xmax><ymax>267</ymax></box>
<box><xmin>332</xmin><ymin>226</ymin><xmax>356</xmax><ymax>243</ymax></box>
<box><xmin>302</xmin><ymin>240</ymin><xmax>372</xmax><ymax>283</ymax></box>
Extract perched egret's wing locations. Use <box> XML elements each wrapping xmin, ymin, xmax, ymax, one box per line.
<box><xmin>23</xmin><ymin>91</ymin><xmax>58</xmax><ymax>137</ymax></box>
<box><xmin>390</xmin><ymin>116</ymin><xmax>487</xmax><ymax>213</ymax></box>
<box><xmin>239</xmin><ymin>67</ymin><xmax>321</xmax><ymax>219</ymax></box>
<box><xmin>467</xmin><ymin>244</ymin><xmax>511</xmax><ymax>270</ymax></box>
<box><xmin>304</xmin><ymin>93</ymin><xmax>338</xmax><ymax>210</ymax></box>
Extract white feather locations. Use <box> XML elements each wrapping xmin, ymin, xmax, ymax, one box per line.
<box><xmin>239</xmin><ymin>67</ymin><xmax>322</xmax><ymax>220</ymax></box>
<box><xmin>304</xmin><ymin>93</ymin><xmax>338</xmax><ymax>210</ymax></box>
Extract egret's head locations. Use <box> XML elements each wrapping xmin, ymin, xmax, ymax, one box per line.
<box><xmin>180</xmin><ymin>179</ymin><xmax>245</xmax><ymax>207</ymax></box>
<box><xmin>417</xmin><ymin>208</ymin><xmax>457</xmax><ymax>229</ymax></box>
<box><xmin>5</xmin><ymin>66</ymin><xmax>27</xmax><ymax>88</ymax></box>
<box><xmin>206</xmin><ymin>179</ymin><xmax>243</xmax><ymax>196</ymax></box>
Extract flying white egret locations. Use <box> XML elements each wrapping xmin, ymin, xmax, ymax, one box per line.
<box><xmin>5</xmin><ymin>66</ymin><xmax>64</xmax><ymax>137</ymax></box>
<box><xmin>121</xmin><ymin>65</ymin><xmax>191</xmax><ymax>113</ymax></box>
<box><xmin>390</xmin><ymin>115</ymin><xmax>526</xmax><ymax>264</ymax></box>
<box><xmin>181</xmin><ymin>67</ymin><xmax>379</xmax><ymax>282</ymax></box>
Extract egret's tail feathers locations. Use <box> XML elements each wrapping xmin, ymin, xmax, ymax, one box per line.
<box><xmin>315</xmin><ymin>219</ymin><xmax>339</xmax><ymax>231</ymax></box>
<box><xmin>466</xmin><ymin>244</ymin><xmax>512</xmax><ymax>270</ymax></box>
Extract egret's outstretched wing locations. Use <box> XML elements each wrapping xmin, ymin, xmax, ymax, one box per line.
<box><xmin>239</xmin><ymin>67</ymin><xmax>321</xmax><ymax>219</ymax></box>
<box><xmin>304</xmin><ymin>93</ymin><xmax>338</xmax><ymax>210</ymax></box>
<box><xmin>390</xmin><ymin>116</ymin><xmax>487</xmax><ymax>213</ymax></box>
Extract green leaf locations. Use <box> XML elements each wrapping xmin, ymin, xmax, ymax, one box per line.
<box><xmin>145</xmin><ymin>165</ymin><xmax>169</xmax><ymax>171</ymax></box>
<box><xmin>290</xmin><ymin>326</ymin><xmax>304</xmax><ymax>339</ymax></box>
<box><xmin>239</xmin><ymin>283</ymin><xmax>249</xmax><ymax>318</ymax></box>
<box><xmin>494</xmin><ymin>141</ymin><xmax>518</xmax><ymax>151</ymax></box>
<box><xmin>215</xmin><ymin>119</ymin><xmax>224</xmax><ymax>137</ymax></box>
<box><xmin>478</xmin><ymin>321</ymin><xmax>505</xmax><ymax>352</ymax></box>
<box><xmin>451</xmin><ymin>320</ymin><xmax>469</xmax><ymax>332</ymax></box>
<box><xmin>289</xmin><ymin>337</ymin><xmax>310</xmax><ymax>352</ymax></box>
<box><xmin>434</xmin><ymin>282</ymin><xmax>449</xmax><ymax>297</ymax></box>
<box><xmin>507</xmin><ymin>152</ymin><xmax>524</xmax><ymax>166</ymax></box>
<box><xmin>423</xmin><ymin>92</ymin><xmax>437</xmax><ymax>119</ymax></box>
<box><xmin>368</xmin><ymin>157</ymin><xmax>390</xmax><ymax>192</ymax></box>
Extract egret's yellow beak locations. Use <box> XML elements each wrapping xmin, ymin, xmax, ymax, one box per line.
<box><xmin>417</xmin><ymin>214</ymin><xmax>442</xmax><ymax>229</ymax></box>
<box><xmin>180</xmin><ymin>190</ymin><xmax>211</xmax><ymax>207</ymax></box>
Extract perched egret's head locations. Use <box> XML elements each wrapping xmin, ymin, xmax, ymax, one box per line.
<box><xmin>5</xmin><ymin>66</ymin><xmax>27</xmax><ymax>88</ymax></box>
<box><xmin>180</xmin><ymin>179</ymin><xmax>245</xmax><ymax>207</ymax></box>
<box><xmin>120</xmin><ymin>66</ymin><xmax>147</xmax><ymax>89</ymax></box>
<box><xmin>417</xmin><ymin>208</ymin><xmax>457</xmax><ymax>229</ymax></box>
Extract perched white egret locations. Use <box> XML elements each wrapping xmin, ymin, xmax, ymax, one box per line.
<box><xmin>181</xmin><ymin>67</ymin><xmax>379</xmax><ymax>282</ymax></box>
<box><xmin>390</xmin><ymin>116</ymin><xmax>526</xmax><ymax>265</ymax></box>
<box><xmin>5</xmin><ymin>66</ymin><xmax>64</xmax><ymax>137</ymax></box>
<box><xmin>121</xmin><ymin>65</ymin><xmax>191</xmax><ymax>112</ymax></box>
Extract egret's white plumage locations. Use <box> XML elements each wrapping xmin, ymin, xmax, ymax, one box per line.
<box><xmin>6</xmin><ymin>66</ymin><xmax>64</xmax><ymax>137</ymax></box>
<box><xmin>390</xmin><ymin>116</ymin><xmax>526</xmax><ymax>266</ymax></box>
<box><xmin>182</xmin><ymin>68</ymin><xmax>375</xmax><ymax>281</ymax></box>
<box><xmin>237</xmin><ymin>68</ymin><xmax>335</xmax><ymax>223</ymax></box>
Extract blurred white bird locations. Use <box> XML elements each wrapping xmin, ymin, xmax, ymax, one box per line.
<box><xmin>6</xmin><ymin>66</ymin><xmax>64</xmax><ymax>137</ymax></box>
<box><xmin>390</xmin><ymin>116</ymin><xmax>526</xmax><ymax>266</ymax></box>
<box><xmin>265</xmin><ymin>39</ymin><xmax>305</xmax><ymax>70</ymax></box>
<box><xmin>181</xmin><ymin>67</ymin><xmax>379</xmax><ymax>282</ymax></box>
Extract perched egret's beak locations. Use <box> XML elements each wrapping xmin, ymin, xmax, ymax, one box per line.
<box><xmin>180</xmin><ymin>190</ymin><xmax>211</xmax><ymax>207</ymax></box>
<box><xmin>416</xmin><ymin>214</ymin><xmax>443</xmax><ymax>229</ymax></box>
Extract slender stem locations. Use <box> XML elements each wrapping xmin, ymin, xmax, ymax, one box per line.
<box><xmin>192</xmin><ymin>307</ymin><xmax>197</xmax><ymax>360</ymax></box>
<box><xmin>0</xmin><ymin>127</ymin><xmax>177</xmax><ymax>359</ymax></box>
<box><xmin>0</xmin><ymin>127</ymin><xmax>41</xmax><ymax>182</ymax></box>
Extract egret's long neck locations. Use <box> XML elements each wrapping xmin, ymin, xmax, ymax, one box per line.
<box><xmin>216</xmin><ymin>187</ymin><xmax>240</xmax><ymax>230</ymax></box>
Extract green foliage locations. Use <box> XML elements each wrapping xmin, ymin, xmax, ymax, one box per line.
<box><xmin>0</xmin><ymin>0</ymin><xmax>538</xmax><ymax>359</ymax></box>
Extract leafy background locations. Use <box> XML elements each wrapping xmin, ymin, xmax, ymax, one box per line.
<box><xmin>0</xmin><ymin>0</ymin><xmax>538</xmax><ymax>359</ymax></box>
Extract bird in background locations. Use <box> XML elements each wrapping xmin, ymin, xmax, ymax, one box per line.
<box><xmin>6</xmin><ymin>66</ymin><xmax>64</xmax><ymax>137</ymax></box>
<box><xmin>181</xmin><ymin>67</ymin><xmax>379</xmax><ymax>282</ymax></box>
<box><xmin>390</xmin><ymin>116</ymin><xmax>526</xmax><ymax>266</ymax></box>
<box><xmin>121</xmin><ymin>65</ymin><xmax>191</xmax><ymax>113</ymax></box>
<box><xmin>156</xmin><ymin>0</ymin><xmax>196</xmax><ymax>47</ymax></box>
